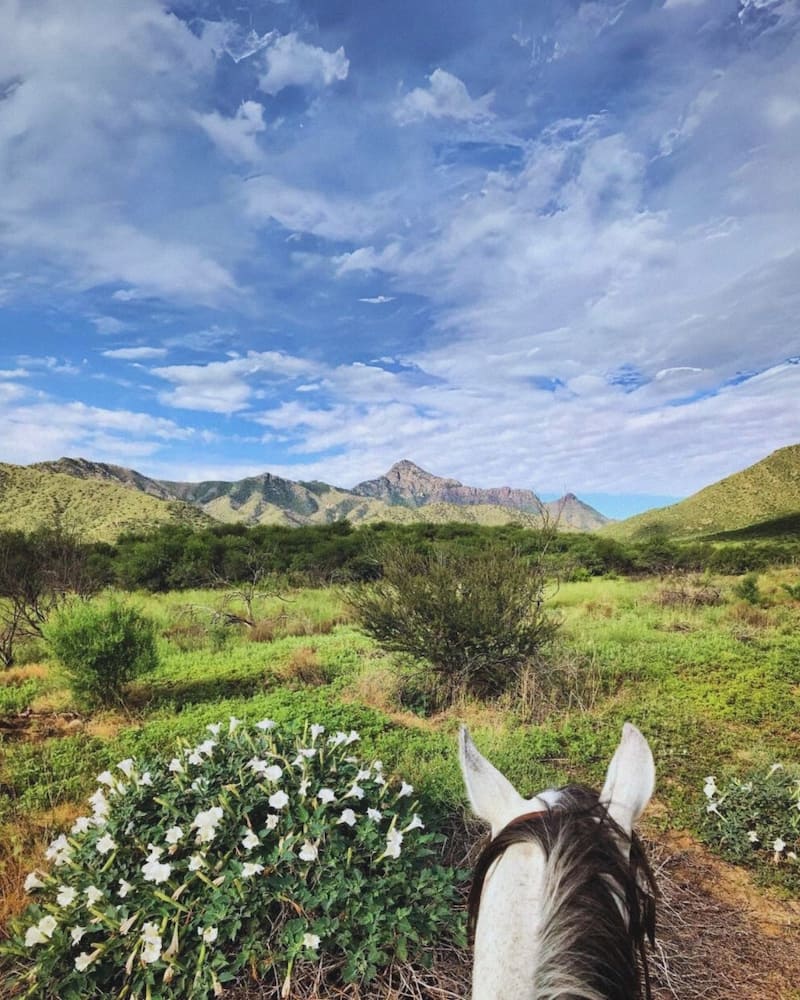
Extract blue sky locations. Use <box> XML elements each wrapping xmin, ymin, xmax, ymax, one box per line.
<box><xmin>1</xmin><ymin>0</ymin><xmax>798</xmax><ymax>519</ymax></box>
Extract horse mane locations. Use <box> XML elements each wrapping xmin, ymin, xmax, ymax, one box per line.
<box><xmin>467</xmin><ymin>784</ymin><xmax>657</xmax><ymax>1000</ymax></box>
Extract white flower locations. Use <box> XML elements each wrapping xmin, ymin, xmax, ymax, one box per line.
<box><xmin>142</xmin><ymin>858</ymin><xmax>172</xmax><ymax>884</ymax></box>
<box><xmin>138</xmin><ymin>772</ymin><xmax>153</xmax><ymax>787</ymax></box>
<box><xmin>256</xmin><ymin>718</ymin><xmax>276</xmax><ymax>730</ymax></box>
<box><xmin>356</xmin><ymin>769</ymin><xmax>371</xmax><ymax>782</ymax></box>
<box><xmin>299</xmin><ymin>840</ymin><xmax>318</xmax><ymax>862</ymax></box>
<box><xmin>24</xmin><ymin>872</ymin><xmax>45</xmax><ymax>892</ymax></box>
<box><xmin>318</xmin><ymin>788</ymin><xmax>335</xmax><ymax>804</ymax></box>
<box><xmin>117</xmin><ymin>758</ymin><xmax>135</xmax><ymax>778</ymax></box>
<box><xmin>192</xmin><ymin>805</ymin><xmax>224</xmax><ymax>843</ymax></box>
<box><xmin>269</xmin><ymin>790</ymin><xmax>289</xmax><ymax>810</ymax></box>
<box><xmin>247</xmin><ymin>757</ymin><xmax>268</xmax><ymax>775</ymax></box>
<box><xmin>247</xmin><ymin>759</ymin><xmax>283</xmax><ymax>781</ymax></box>
<box><xmin>228</xmin><ymin>716</ymin><xmax>241</xmax><ymax>733</ymax></box>
<box><xmin>89</xmin><ymin>789</ymin><xmax>110</xmax><ymax>820</ymax></box>
<box><xmin>241</xmin><ymin>830</ymin><xmax>260</xmax><ymax>850</ymax></box>
<box><xmin>71</xmin><ymin>816</ymin><xmax>92</xmax><ymax>835</ymax></box>
<box><xmin>706</xmin><ymin>802</ymin><xmax>720</xmax><ymax>815</ymax></box>
<box><xmin>265</xmin><ymin>814</ymin><xmax>280</xmax><ymax>830</ymax></box>
<box><xmin>140</xmin><ymin>922</ymin><xmax>162</xmax><ymax>964</ymax></box>
<box><xmin>85</xmin><ymin>885</ymin><xmax>104</xmax><ymax>905</ymax></box>
<box><xmin>188</xmin><ymin>854</ymin><xmax>206</xmax><ymax>871</ymax></box>
<box><xmin>45</xmin><ymin>834</ymin><xmax>73</xmax><ymax>866</ymax></box>
<box><xmin>74</xmin><ymin>951</ymin><xmax>95</xmax><ymax>971</ymax></box>
<box><xmin>338</xmin><ymin>809</ymin><xmax>357</xmax><ymax>827</ymax></box>
<box><xmin>384</xmin><ymin>828</ymin><xmax>403</xmax><ymax>859</ymax></box>
<box><xmin>119</xmin><ymin>914</ymin><xmax>137</xmax><ymax>936</ymax></box>
<box><xmin>346</xmin><ymin>784</ymin><xmax>365</xmax><ymax>800</ymax></box>
<box><xmin>299</xmin><ymin>778</ymin><xmax>310</xmax><ymax>797</ymax></box>
<box><xmin>70</xmin><ymin>925</ymin><xmax>86</xmax><ymax>945</ymax></box>
<box><xmin>241</xmin><ymin>862</ymin><xmax>264</xmax><ymax>878</ymax></box>
<box><xmin>25</xmin><ymin>914</ymin><xmax>58</xmax><ymax>947</ymax></box>
<box><xmin>187</xmin><ymin>751</ymin><xmax>203</xmax><ymax>766</ymax></box>
<box><xmin>367</xmin><ymin>808</ymin><xmax>382</xmax><ymax>822</ymax></box>
<box><xmin>25</xmin><ymin>925</ymin><xmax>47</xmax><ymax>947</ymax></box>
<box><xmin>97</xmin><ymin>770</ymin><xmax>115</xmax><ymax>787</ymax></box>
<box><xmin>703</xmin><ymin>776</ymin><xmax>717</xmax><ymax>799</ymax></box>
<box><xmin>207</xmin><ymin>723</ymin><xmax>221</xmax><ymax>736</ymax></box>
<box><xmin>293</xmin><ymin>748</ymin><xmax>316</xmax><ymax>765</ymax></box>
<box><xmin>199</xmin><ymin>925</ymin><xmax>218</xmax><ymax>943</ymax></box>
<box><xmin>773</xmin><ymin>837</ymin><xmax>786</xmax><ymax>854</ymax></box>
<box><xmin>197</xmin><ymin>739</ymin><xmax>217</xmax><ymax>757</ymax></box>
<box><xmin>96</xmin><ymin>833</ymin><xmax>116</xmax><ymax>855</ymax></box>
<box><xmin>310</xmin><ymin>724</ymin><xmax>325</xmax><ymax>741</ymax></box>
<box><xmin>748</xmin><ymin>830</ymin><xmax>759</xmax><ymax>843</ymax></box>
<box><xmin>346</xmin><ymin>730</ymin><xmax>360</xmax><ymax>744</ymax></box>
<box><xmin>328</xmin><ymin>731</ymin><xmax>348</xmax><ymax>747</ymax></box>
<box><xmin>767</xmin><ymin>763</ymin><xmax>784</xmax><ymax>777</ymax></box>
<box><xmin>168</xmin><ymin>757</ymin><xmax>185</xmax><ymax>774</ymax></box>
<box><xmin>302</xmin><ymin>932</ymin><xmax>321</xmax><ymax>950</ymax></box>
<box><xmin>403</xmin><ymin>814</ymin><xmax>424</xmax><ymax>833</ymax></box>
<box><xmin>118</xmin><ymin>879</ymin><xmax>133</xmax><ymax>898</ymax></box>
<box><xmin>57</xmin><ymin>885</ymin><xmax>77</xmax><ymax>908</ymax></box>
<box><xmin>788</xmin><ymin>851</ymin><xmax>798</xmax><ymax>861</ymax></box>
<box><xmin>373</xmin><ymin>760</ymin><xmax>384</xmax><ymax>772</ymax></box>
<box><xmin>398</xmin><ymin>782</ymin><xmax>414</xmax><ymax>798</ymax></box>
<box><xmin>165</xmin><ymin>826</ymin><xmax>183</xmax><ymax>845</ymax></box>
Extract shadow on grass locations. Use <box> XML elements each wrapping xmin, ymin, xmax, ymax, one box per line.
<box><xmin>126</xmin><ymin>673</ymin><xmax>275</xmax><ymax>711</ymax></box>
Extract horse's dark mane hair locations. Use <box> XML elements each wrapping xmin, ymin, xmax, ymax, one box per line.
<box><xmin>468</xmin><ymin>784</ymin><xmax>657</xmax><ymax>1000</ymax></box>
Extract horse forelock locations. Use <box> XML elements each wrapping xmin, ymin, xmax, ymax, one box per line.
<box><xmin>468</xmin><ymin>784</ymin><xmax>657</xmax><ymax>1000</ymax></box>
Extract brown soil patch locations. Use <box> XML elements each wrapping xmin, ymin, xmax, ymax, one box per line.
<box><xmin>0</xmin><ymin>710</ymin><xmax>84</xmax><ymax>742</ymax></box>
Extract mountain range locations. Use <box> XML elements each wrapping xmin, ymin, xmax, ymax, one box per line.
<box><xmin>1</xmin><ymin>445</ymin><xmax>798</xmax><ymax>543</ymax></box>
<box><xmin>4</xmin><ymin>458</ymin><xmax>607</xmax><ymax>540</ymax></box>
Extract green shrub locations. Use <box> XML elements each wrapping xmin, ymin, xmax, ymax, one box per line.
<box><xmin>45</xmin><ymin>601</ymin><xmax>159</xmax><ymax>708</ymax></box>
<box><xmin>347</xmin><ymin>542</ymin><xmax>559</xmax><ymax>703</ymax></box>
<box><xmin>701</xmin><ymin>764</ymin><xmax>800</xmax><ymax>891</ymax></box>
<box><xmin>3</xmin><ymin>719</ymin><xmax>463</xmax><ymax>999</ymax></box>
<box><xmin>732</xmin><ymin>573</ymin><xmax>763</xmax><ymax>606</ymax></box>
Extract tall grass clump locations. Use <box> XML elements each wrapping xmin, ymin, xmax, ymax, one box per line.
<box><xmin>2</xmin><ymin>718</ymin><xmax>463</xmax><ymax>999</ymax></box>
<box><xmin>45</xmin><ymin>600</ymin><xmax>158</xmax><ymax>709</ymax></box>
<box><xmin>347</xmin><ymin>542</ymin><xmax>559</xmax><ymax>704</ymax></box>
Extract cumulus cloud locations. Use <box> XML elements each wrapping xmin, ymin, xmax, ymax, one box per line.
<box><xmin>194</xmin><ymin>101</ymin><xmax>266</xmax><ymax>163</ymax></box>
<box><xmin>394</xmin><ymin>69</ymin><xmax>494</xmax><ymax>124</ymax></box>
<box><xmin>259</xmin><ymin>32</ymin><xmax>349</xmax><ymax>95</ymax></box>
<box><xmin>152</xmin><ymin>351</ymin><xmax>321</xmax><ymax>415</ymax></box>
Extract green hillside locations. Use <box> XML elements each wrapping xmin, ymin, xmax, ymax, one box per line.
<box><xmin>606</xmin><ymin>444</ymin><xmax>800</xmax><ymax>540</ymax></box>
<box><xmin>0</xmin><ymin>464</ymin><xmax>211</xmax><ymax>542</ymax></box>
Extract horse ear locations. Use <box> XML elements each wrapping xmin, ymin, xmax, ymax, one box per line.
<box><xmin>599</xmin><ymin>723</ymin><xmax>655</xmax><ymax>837</ymax></box>
<box><xmin>459</xmin><ymin>726</ymin><xmax>527</xmax><ymax>837</ymax></box>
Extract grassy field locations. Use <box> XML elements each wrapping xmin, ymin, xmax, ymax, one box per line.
<box><xmin>1</xmin><ymin>570</ymin><xmax>799</xmax><ymax>996</ymax></box>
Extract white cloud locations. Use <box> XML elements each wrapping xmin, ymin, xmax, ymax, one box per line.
<box><xmin>259</xmin><ymin>32</ymin><xmax>349</xmax><ymax>95</ymax></box>
<box><xmin>102</xmin><ymin>347</ymin><xmax>168</xmax><ymax>361</ymax></box>
<box><xmin>242</xmin><ymin>176</ymin><xmax>386</xmax><ymax>241</ymax></box>
<box><xmin>152</xmin><ymin>351</ymin><xmax>321</xmax><ymax>415</ymax></box>
<box><xmin>194</xmin><ymin>101</ymin><xmax>266</xmax><ymax>163</ymax></box>
<box><xmin>358</xmin><ymin>295</ymin><xmax>395</xmax><ymax>304</ymax></box>
<box><xmin>394</xmin><ymin>69</ymin><xmax>494</xmax><ymax>125</ymax></box>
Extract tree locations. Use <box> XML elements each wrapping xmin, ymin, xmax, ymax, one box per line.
<box><xmin>0</xmin><ymin>527</ymin><xmax>101</xmax><ymax>667</ymax></box>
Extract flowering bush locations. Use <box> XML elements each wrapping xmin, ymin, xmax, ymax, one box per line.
<box><xmin>701</xmin><ymin>763</ymin><xmax>800</xmax><ymax>889</ymax></box>
<box><xmin>4</xmin><ymin>719</ymin><xmax>463</xmax><ymax>998</ymax></box>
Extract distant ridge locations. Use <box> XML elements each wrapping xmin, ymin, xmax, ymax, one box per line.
<box><xmin>352</xmin><ymin>460</ymin><xmax>609</xmax><ymax>530</ymax></box>
<box><xmin>606</xmin><ymin>444</ymin><xmax>800</xmax><ymax>539</ymax></box>
<box><xmin>0</xmin><ymin>462</ymin><xmax>210</xmax><ymax>541</ymax></box>
<box><xmin>15</xmin><ymin>457</ymin><xmax>610</xmax><ymax>537</ymax></box>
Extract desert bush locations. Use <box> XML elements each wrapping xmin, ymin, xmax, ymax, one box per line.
<box><xmin>347</xmin><ymin>542</ymin><xmax>559</xmax><ymax>703</ymax></box>
<box><xmin>44</xmin><ymin>601</ymin><xmax>159</xmax><ymax>709</ymax></box>
<box><xmin>654</xmin><ymin>578</ymin><xmax>723</xmax><ymax>608</ymax></box>
<box><xmin>2</xmin><ymin>719</ymin><xmax>463</xmax><ymax>999</ymax></box>
<box><xmin>701</xmin><ymin>765</ymin><xmax>800</xmax><ymax>891</ymax></box>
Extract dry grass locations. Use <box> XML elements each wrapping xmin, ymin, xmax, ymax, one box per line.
<box><xmin>654</xmin><ymin>580</ymin><xmax>723</xmax><ymax>609</ymax></box>
<box><xmin>249</xmin><ymin>616</ymin><xmax>348</xmax><ymax>644</ymax></box>
<box><xmin>274</xmin><ymin>646</ymin><xmax>329</xmax><ymax>687</ymax></box>
<box><xmin>0</xmin><ymin>663</ymin><xmax>50</xmax><ymax>686</ymax></box>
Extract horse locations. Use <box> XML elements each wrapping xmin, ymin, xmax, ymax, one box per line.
<box><xmin>459</xmin><ymin>723</ymin><xmax>657</xmax><ymax>1000</ymax></box>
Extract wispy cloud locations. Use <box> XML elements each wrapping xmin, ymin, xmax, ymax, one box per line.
<box><xmin>394</xmin><ymin>69</ymin><xmax>494</xmax><ymax>124</ymax></box>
